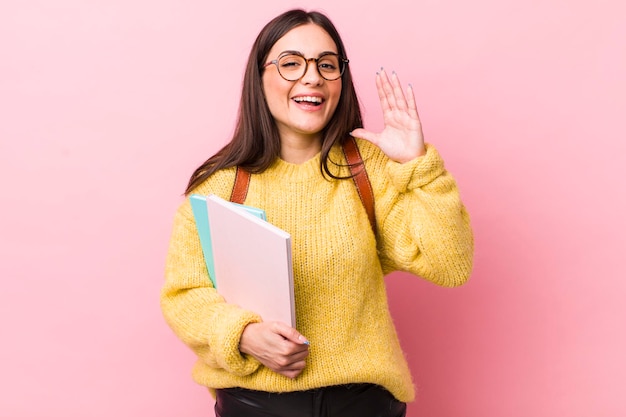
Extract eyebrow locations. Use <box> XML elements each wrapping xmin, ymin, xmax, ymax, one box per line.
<box><xmin>278</xmin><ymin>50</ymin><xmax>339</xmax><ymax>57</ymax></box>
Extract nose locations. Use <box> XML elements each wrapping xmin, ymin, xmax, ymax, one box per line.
<box><xmin>300</xmin><ymin>58</ymin><xmax>323</xmax><ymax>85</ymax></box>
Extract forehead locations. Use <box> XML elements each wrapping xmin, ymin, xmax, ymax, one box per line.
<box><xmin>269</xmin><ymin>23</ymin><xmax>338</xmax><ymax>57</ymax></box>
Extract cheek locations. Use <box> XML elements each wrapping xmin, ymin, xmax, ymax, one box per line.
<box><xmin>328</xmin><ymin>80</ymin><xmax>342</xmax><ymax>100</ymax></box>
<box><xmin>263</xmin><ymin>77</ymin><xmax>289</xmax><ymax>113</ymax></box>
<box><xmin>328</xmin><ymin>84</ymin><xmax>342</xmax><ymax>112</ymax></box>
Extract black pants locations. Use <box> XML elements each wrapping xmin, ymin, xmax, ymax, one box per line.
<box><xmin>215</xmin><ymin>383</ymin><xmax>407</xmax><ymax>417</ymax></box>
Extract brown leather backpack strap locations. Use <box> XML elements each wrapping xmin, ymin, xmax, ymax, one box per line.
<box><xmin>342</xmin><ymin>136</ymin><xmax>377</xmax><ymax>235</ymax></box>
<box><xmin>231</xmin><ymin>139</ymin><xmax>376</xmax><ymax>235</ymax></box>
<box><xmin>230</xmin><ymin>166</ymin><xmax>251</xmax><ymax>204</ymax></box>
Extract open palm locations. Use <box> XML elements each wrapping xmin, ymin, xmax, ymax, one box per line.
<box><xmin>351</xmin><ymin>69</ymin><xmax>425</xmax><ymax>163</ymax></box>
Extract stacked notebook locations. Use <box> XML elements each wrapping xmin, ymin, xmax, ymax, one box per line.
<box><xmin>190</xmin><ymin>194</ymin><xmax>295</xmax><ymax>326</ymax></box>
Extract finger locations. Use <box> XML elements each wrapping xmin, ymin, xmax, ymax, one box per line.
<box><xmin>271</xmin><ymin>322</ymin><xmax>310</xmax><ymax>345</ymax></box>
<box><xmin>280</xmin><ymin>367</ymin><xmax>305</xmax><ymax>379</ymax></box>
<box><xmin>286</xmin><ymin>345</ymin><xmax>310</xmax><ymax>361</ymax></box>
<box><xmin>284</xmin><ymin>360</ymin><xmax>307</xmax><ymax>373</ymax></box>
<box><xmin>379</xmin><ymin>68</ymin><xmax>398</xmax><ymax>110</ymax></box>
<box><xmin>273</xmin><ymin>349</ymin><xmax>308</xmax><ymax>368</ymax></box>
<box><xmin>275</xmin><ymin>341</ymin><xmax>309</xmax><ymax>361</ymax></box>
<box><xmin>390</xmin><ymin>71</ymin><xmax>408</xmax><ymax>111</ymax></box>
<box><xmin>272</xmin><ymin>354</ymin><xmax>307</xmax><ymax>378</ymax></box>
<box><xmin>406</xmin><ymin>83</ymin><xmax>421</xmax><ymax>121</ymax></box>
<box><xmin>375</xmin><ymin>71</ymin><xmax>391</xmax><ymax>113</ymax></box>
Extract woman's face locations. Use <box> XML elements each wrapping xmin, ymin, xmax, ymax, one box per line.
<box><xmin>262</xmin><ymin>24</ymin><xmax>342</xmax><ymax>144</ymax></box>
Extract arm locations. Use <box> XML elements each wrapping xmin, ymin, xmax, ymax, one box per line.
<box><xmin>352</xmin><ymin>69</ymin><xmax>474</xmax><ymax>286</ymax></box>
<box><xmin>161</xmin><ymin>201</ymin><xmax>262</xmax><ymax>375</ymax></box>
<box><xmin>377</xmin><ymin>145</ymin><xmax>474</xmax><ymax>286</ymax></box>
<box><xmin>160</xmin><ymin>200</ymin><xmax>310</xmax><ymax>377</ymax></box>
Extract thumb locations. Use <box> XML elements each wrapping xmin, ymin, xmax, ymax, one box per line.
<box><xmin>350</xmin><ymin>128</ymin><xmax>380</xmax><ymax>146</ymax></box>
<box><xmin>273</xmin><ymin>322</ymin><xmax>310</xmax><ymax>345</ymax></box>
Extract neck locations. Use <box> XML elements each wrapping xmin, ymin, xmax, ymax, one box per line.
<box><xmin>279</xmin><ymin>134</ymin><xmax>322</xmax><ymax>164</ymax></box>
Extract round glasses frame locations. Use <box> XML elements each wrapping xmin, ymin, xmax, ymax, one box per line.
<box><xmin>263</xmin><ymin>51</ymin><xmax>349</xmax><ymax>82</ymax></box>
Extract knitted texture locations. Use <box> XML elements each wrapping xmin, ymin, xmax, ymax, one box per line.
<box><xmin>161</xmin><ymin>139</ymin><xmax>474</xmax><ymax>402</ymax></box>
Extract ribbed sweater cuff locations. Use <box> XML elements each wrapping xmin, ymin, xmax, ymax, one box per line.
<box><xmin>387</xmin><ymin>144</ymin><xmax>444</xmax><ymax>192</ymax></box>
<box><xmin>207</xmin><ymin>305</ymin><xmax>263</xmax><ymax>376</ymax></box>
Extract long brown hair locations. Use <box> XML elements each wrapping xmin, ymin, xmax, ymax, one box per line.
<box><xmin>185</xmin><ymin>9</ymin><xmax>363</xmax><ymax>195</ymax></box>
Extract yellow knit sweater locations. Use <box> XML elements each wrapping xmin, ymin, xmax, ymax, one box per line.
<box><xmin>161</xmin><ymin>139</ymin><xmax>474</xmax><ymax>402</ymax></box>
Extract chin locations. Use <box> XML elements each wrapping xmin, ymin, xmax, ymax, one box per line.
<box><xmin>296</xmin><ymin>128</ymin><xmax>326</xmax><ymax>137</ymax></box>
<box><xmin>295</xmin><ymin>121</ymin><xmax>331</xmax><ymax>134</ymax></box>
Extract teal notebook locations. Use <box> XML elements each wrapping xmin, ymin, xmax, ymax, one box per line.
<box><xmin>189</xmin><ymin>194</ymin><xmax>266</xmax><ymax>288</ymax></box>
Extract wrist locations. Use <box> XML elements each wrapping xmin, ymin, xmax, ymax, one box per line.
<box><xmin>239</xmin><ymin>322</ymin><xmax>259</xmax><ymax>355</ymax></box>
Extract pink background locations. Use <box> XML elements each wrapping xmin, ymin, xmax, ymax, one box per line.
<box><xmin>1</xmin><ymin>0</ymin><xmax>624</xmax><ymax>416</ymax></box>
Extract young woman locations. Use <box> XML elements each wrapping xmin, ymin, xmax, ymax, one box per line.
<box><xmin>161</xmin><ymin>8</ymin><xmax>474</xmax><ymax>417</ymax></box>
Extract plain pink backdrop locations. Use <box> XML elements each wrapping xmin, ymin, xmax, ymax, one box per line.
<box><xmin>1</xmin><ymin>1</ymin><xmax>624</xmax><ymax>416</ymax></box>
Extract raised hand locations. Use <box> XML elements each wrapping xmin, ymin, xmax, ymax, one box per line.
<box><xmin>239</xmin><ymin>321</ymin><xmax>310</xmax><ymax>379</ymax></box>
<box><xmin>351</xmin><ymin>68</ymin><xmax>425</xmax><ymax>163</ymax></box>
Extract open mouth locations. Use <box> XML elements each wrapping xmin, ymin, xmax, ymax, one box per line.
<box><xmin>293</xmin><ymin>96</ymin><xmax>324</xmax><ymax>106</ymax></box>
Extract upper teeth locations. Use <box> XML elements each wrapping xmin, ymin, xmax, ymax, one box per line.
<box><xmin>294</xmin><ymin>96</ymin><xmax>322</xmax><ymax>103</ymax></box>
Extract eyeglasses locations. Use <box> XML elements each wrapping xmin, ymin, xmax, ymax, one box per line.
<box><xmin>263</xmin><ymin>51</ymin><xmax>349</xmax><ymax>81</ymax></box>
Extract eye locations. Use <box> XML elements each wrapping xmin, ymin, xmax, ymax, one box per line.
<box><xmin>279</xmin><ymin>55</ymin><xmax>303</xmax><ymax>68</ymax></box>
<box><xmin>318</xmin><ymin>62</ymin><xmax>337</xmax><ymax>70</ymax></box>
<box><xmin>318</xmin><ymin>57</ymin><xmax>339</xmax><ymax>72</ymax></box>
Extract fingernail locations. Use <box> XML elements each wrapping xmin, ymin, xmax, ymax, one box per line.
<box><xmin>408</xmin><ymin>83</ymin><xmax>413</xmax><ymax>89</ymax></box>
<box><xmin>380</xmin><ymin>66</ymin><xmax>384</xmax><ymax>71</ymax></box>
<box><xmin>299</xmin><ymin>335</ymin><xmax>310</xmax><ymax>345</ymax></box>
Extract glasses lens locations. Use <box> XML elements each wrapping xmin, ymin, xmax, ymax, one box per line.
<box><xmin>317</xmin><ymin>54</ymin><xmax>342</xmax><ymax>80</ymax></box>
<box><xmin>277</xmin><ymin>54</ymin><xmax>307</xmax><ymax>81</ymax></box>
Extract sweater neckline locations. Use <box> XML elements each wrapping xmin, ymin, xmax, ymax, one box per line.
<box><xmin>266</xmin><ymin>145</ymin><xmax>345</xmax><ymax>182</ymax></box>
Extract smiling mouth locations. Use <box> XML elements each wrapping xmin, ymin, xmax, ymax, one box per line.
<box><xmin>293</xmin><ymin>96</ymin><xmax>324</xmax><ymax>106</ymax></box>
